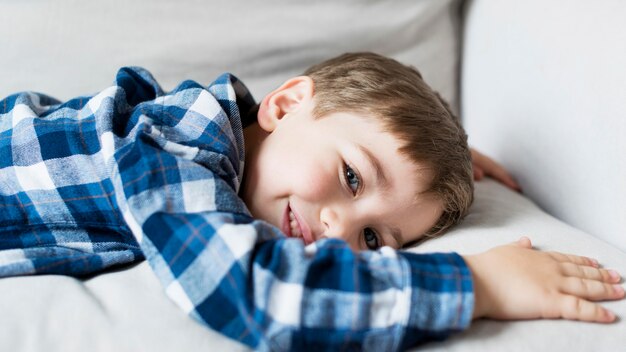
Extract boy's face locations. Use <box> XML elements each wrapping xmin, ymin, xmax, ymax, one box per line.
<box><xmin>240</xmin><ymin>77</ymin><xmax>442</xmax><ymax>251</ymax></box>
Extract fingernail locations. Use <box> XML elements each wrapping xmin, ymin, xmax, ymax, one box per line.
<box><xmin>609</xmin><ymin>270</ymin><xmax>620</xmax><ymax>281</ymax></box>
<box><xmin>614</xmin><ymin>285</ymin><xmax>625</xmax><ymax>296</ymax></box>
<box><xmin>590</xmin><ymin>258</ymin><xmax>599</xmax><ymax>267</ymax></box>
<box><xmin>606</xmin><ymin>310</ymin><xmax>616</xmax><ymax>322</ymax></box>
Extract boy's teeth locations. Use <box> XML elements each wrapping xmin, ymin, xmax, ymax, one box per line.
<box><xmin>288</xmin><ymin>211</ymin><xmax>301</xmax><ymax>237</ymax></box>
<box><xmin>290</xmin><ymin>221</ymin><xmax>301</xmax><ymax>236</ymax></box>
<box><xmin>289</xmin><ymin>211</ymin><xmax>302</xmax><ymax>237</ymax></box>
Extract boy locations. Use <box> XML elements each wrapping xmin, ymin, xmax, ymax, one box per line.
<box><xmin>0</xmin><ymin>52</ymin><xmax>622</xmax><ymax>351</ymax></box>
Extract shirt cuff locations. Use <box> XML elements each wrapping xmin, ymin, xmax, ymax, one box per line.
<box><xmin>397</xmin><ymin>251</ymin><xmax>474</xmax><ymax>348</ymax></box>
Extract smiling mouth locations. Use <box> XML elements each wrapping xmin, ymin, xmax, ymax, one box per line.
<box><xmin>282</xmin><ymin>202</ymin><xmax>313</xmax><ymax>245</ymax></box>
<box><xmin>288</xmin><ymin>210</ymin><xmax>302</xmax><ymax>237</ymax></box>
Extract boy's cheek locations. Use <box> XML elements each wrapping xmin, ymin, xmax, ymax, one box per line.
<box><xmin>297</xmin><ymin>160</ymin><xmax>338</xmax><ymax>201</ymax></box>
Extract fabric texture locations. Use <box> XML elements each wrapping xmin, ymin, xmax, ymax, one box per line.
<box><xmin>0</xmin><ymin>68</ymin><xmax>473</xmax><ymax>351</ymax></box>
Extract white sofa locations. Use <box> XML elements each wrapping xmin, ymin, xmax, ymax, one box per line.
<box><xmin>1</xmin><ymin>1</ymin><xmax>624</xmax><ymax>351</ymax></box>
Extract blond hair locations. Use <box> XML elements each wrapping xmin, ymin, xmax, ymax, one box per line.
<box><xmin>304</xmin><ymin>52</ymin><xmax>473</xmax><ymax>244</ymax></box>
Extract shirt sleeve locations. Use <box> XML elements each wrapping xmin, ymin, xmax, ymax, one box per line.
<box><xmin>111</xmin><ymin>69</ymin><xmax>474</xmax><ymax>351</ymax></box>
<box><xmin>0</xmin><ymin>83</ymin><xmax>146</xmax><ymax>278</ymax></box>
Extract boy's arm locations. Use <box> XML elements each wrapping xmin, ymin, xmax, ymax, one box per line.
<box><xmin>464</xmin><ymin>237</ymin><xmax>624</xmax><ymax>322</ymax></box>
<box><xmin>108</xmin><ymin>69</ymin><xmax>474</xmax><ymax>350</ymax></box>
<box><xmin>134</xmin><ymin>210</ymin><xmax>474</xmax><ymax>351</ymax></box>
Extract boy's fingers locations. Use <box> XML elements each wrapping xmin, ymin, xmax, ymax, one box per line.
<box><xmin>481</xmin><ymin>159</ymin><xmax>520</xmax><ymax>190</ymax></box>
<box><xmin>506</xmin><ymin>236</ymin><xmax>532</xmax><ymax>248</ymax></box>
<box><xmin>473</xmin><ymin>166</ymin><xmax>484</xmax><ymax>180</ymax></box>
<box><xmin>558</xmin><ymin>295</ymin><xmax>616</xmax><ymax>323</ymax></box>
<box><xmin>560</xmin><ymin>263</ymin><xmax>622</xmax><ymax>283</ymax></box>
<box><xmin>516</xmin><ymin>236</ymin><xmax>532</xmax><ymax>248</ymax></box>
<box><xmin>561</xmin><ymin>277</ymin><xmax>625</xmax><ymax>301</ymax></box>
<box><xmin>489</xmin><ymin>167</ymin><xmax>519</xmax><ymax>189</ymax></box>
<box><xmin>549</xmin><ymin>252</ymin><xmax>598</xmax><ymax>267</ymax></box>
<box><xmin>470</xmin><ymin>148</ymin><xmax>522</xmax><ymax>191</ymax></box>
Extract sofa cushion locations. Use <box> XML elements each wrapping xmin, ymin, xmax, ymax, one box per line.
<box><xmin>1</xmin><ymin>180</ymin><xmax>623</xmax><ymax>351</ymax></box>
<box><xmin>461</xmin><ymin>0</ymin><xmax>626</xmax><ymax>251</ymax></box>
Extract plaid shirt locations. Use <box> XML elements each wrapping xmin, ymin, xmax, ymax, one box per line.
<box><xmin>0</xmin><ymin>67</ymin><xmax>473</xmax><ymax>351</ymax></box>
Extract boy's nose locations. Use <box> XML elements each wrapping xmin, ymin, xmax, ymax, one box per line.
<box><xmin>319</xmin><ymin>207</ymin><xmax>353</xmax><ymax>243</ymax></box>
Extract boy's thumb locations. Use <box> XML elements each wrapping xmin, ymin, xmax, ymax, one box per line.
<box><xmin>515</xmin><ymin>236</ymin><xmax>533</xmax><ymax>249</ymax></box>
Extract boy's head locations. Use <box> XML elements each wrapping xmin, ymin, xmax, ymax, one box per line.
<box><xmin>240</xmin><ymin>52</ymin><xmax>473</xmax><ymax>250</ymax></box>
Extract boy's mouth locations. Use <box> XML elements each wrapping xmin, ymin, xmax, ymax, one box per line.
<box><xmin>282</xmin><ymin>202</ymin><xmax>313</xmax><ymax>245</ymax></box>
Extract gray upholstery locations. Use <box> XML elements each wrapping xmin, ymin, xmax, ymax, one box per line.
<box><xmin>0</xmin><ymin>0</ymin><xmax>624</xmax><ymax>350</ymax></box>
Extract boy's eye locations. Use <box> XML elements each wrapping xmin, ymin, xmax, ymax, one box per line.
<box><xmin>344</xmin><ymin>163</ymin><xmax>360</xmax><ymax>195</ymax></box>
<box><xmin>363</xmin><ymin>228</ymin><xmax>381</xmax><ymax>250</ymax></box>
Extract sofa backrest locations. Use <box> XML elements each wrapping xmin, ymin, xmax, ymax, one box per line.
<box><xmin>461</xmin><ymin>0</ymin><xmax>626</xmax><ymax>251</ymax></box>
<box><xmin>0</xmin><ymin>0</ymin><xmax>463</xmax><ymax>113</ymax></box>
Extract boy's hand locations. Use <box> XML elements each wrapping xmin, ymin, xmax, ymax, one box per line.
<box><xmin>464</xmin><ymin>237</ymin><xmax>624</xmax><ymax>323</ymax></box>
<box><xmin>471</xmin><ymin>148</ymin><xmax>522</xmax><ymax>192</ymax></box>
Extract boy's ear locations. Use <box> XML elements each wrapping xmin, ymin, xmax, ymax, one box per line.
<box><xmin>257</xmin><ymin>76</ymin><xmax>314</xmax><ymax>132</ymax></box>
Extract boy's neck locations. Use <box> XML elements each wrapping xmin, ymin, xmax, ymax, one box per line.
<box><xmin>240</xmin><ymin>121</ymin><xmax>266</xmax><ymax>196</ymax></box>
<box><xmin>243</xmin><ymin>121</ymin><xmax>265</xmax><ymax>158</ymax></box>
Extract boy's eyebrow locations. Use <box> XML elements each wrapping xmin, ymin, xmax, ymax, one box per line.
<box><xmin>356</xmin><ymin>144</ymin><xmax>390</xmax><ymax>192</ymax></box>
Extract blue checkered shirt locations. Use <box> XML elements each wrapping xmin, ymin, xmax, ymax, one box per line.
<box><xmin>0</xmin><ymin>67</ymin><xmax>473</xmax><ymax>351</ymax></box>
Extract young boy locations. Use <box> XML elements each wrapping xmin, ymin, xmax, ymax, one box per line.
<box><xmin>0</xmin><ymin>53</ymin><xmax>622</xmax><ymax>351</ymax></box>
